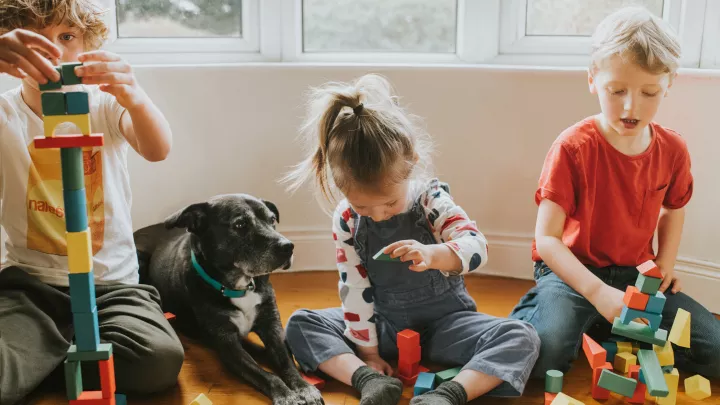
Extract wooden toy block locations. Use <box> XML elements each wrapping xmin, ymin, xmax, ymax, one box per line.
<box><xmin>300</xmin><ymin>373</ymin><xmax>325</xmax><ymax>389</ymax></box>
<box><xmin>42</xmin><ymin>92</ymin><xmax>66</xmax><ymax>116</ymax></box>
<box><xmin>545</xmin><ymin>369</ymin><xmax>563</xmax><ymax>393</ymax></box>
<box><xmin>653</xmin><ymin>340</ymin><xmax>674</xmax><ymax>367</ymax></box>
<box><xmin>164</xmin><ymin>312</ymin><xmax>176</xmax><ymax>321</ymax></box>
<box><xmin>655</xmin><ymin>368</ymin><xmax>678</xmax><ymax>405</ymax></box>
<box><xmin>434</xmin><ymin>367</ymin><xmax>461</xmax><ymax>385</ymax></box>
<box><xmin>639</xmin><ymin>368</ymin><xmax>646</xmax><ymax>384</ymax></box>
<box><xmin>581</xmin><ymin>333</ymin><xmax>606</xmax><ymax>369</ymax></box>
<box><xmin>637</xmin><ymin>349</ymin><xmax>669</xmax><ymax>397</ymax></box>
<box><xmin>64</xmin><ymin>188</ymin><xmax>88</xmax><ymax>233</ymax></box>
<box><xmin>623</xmin><ymin>286</ymin><xmax>650</xmax><ymax>310</ymax></box>
<box><xmin>635</xmin><ymin>273</ymin><xmax>662</xmax><ymax>295</ymax></box>
<box><xmin>73</xmin><ymin>308</ymin><xmax>100</xmax><ymax>351</ymax></box>
<box><xmin>549</xmin><ymin>392</ymin><xmax>584</xmax><ymax>404</ymax></box>
<box><xmin>66</xmin><ymin>91</ymin><xmax>90</xmax><ymax>114</ymax></box>
<box><xmin>684</xmin><ymin>374</ymin><xmax>711</xmax><ymax>400</ymax></box>
<box><xmin>399</xmin><ymin>373</ymin><xmax>419</xmax><ymax>386</ymax></box>
<box><xmin>397</xmin><ymin>329</ymin><xmax>420</xmax><ymax>350</ymax></box>
<box><xmin>614</xmin><ymin>352</ymin><xmax>637</xmax><ymax>373</ymax></box>
<box><xmin>190</xmin><ymin>393</ymin><xmax>212</xmax><ymax>405</ymax></box>
<box><xmin>69</xmin><ymin>272</ymin><xmax>96</xmax><ymax>313</ymax></box>
<box><xmin>35</xmin><ymin>133</ymin><xmax>104</xmax><ymax>149</ymax></box>
<box><xmin>399</xmin><ymin>361</ymin><xmax>419</xmax><ymax>377</ymax></box>
<box><xmin>43</xmin><ymin>113</ymin><xmax>91</xmax><ymax>137</ymax></box>
<box><xmin>601</xmin><ymin>341</ymin><xmax>617</xmax><ymax>362</ymax></box>
<box><xmin>67</xmin><ymin>230</ymin><xmax>92</xmax><ymax>274</ymax></box>
<box><xmin>591</xmin><ymin>362</ymin><xmax>612</xmax><ymax>400</ymax></box>
<box><xmin>597</xmin><ymin>368</ymin><xmax>637</xmax><ymax>397</ymax></box>
<box><xmin>637</xmin><ymin>259</ymin><xmax>663</xmax><ymax>278</ymax></box>
<box><xmin>628</xmin><ymin>364</ymin><xmax>640</xmax><ymax>379</ymax></box>
<box><xmin>628</xmin><ymin>380</ymin><xmax>646</xmax><ymax>404</ymax></box>
<box><xmin>661</xmin><ymin>365</ymin><xmax>674</xmax><ymax>373</ymax></box>
<box><xmin>99</xmin><ymin>355</ymin><xmax>116</xmax><ymax>398</ymax></box>
<box><xmin>69</xmin><ymin>391</ymin><xmax>115</xmax><ymax>405</ymax></box>
<box><xmin>39</xmin><ymin>66</ymin><xmax>63</xmax><ymax>91</ymax></box>
<box><xmin>67</xmin><ymin>343</ymin><xmax>112</xmax><ymax>361</ymax></box>
<box><xmin>645</xmin><ymin>291</ymin><xmax>666</xmax><ymax>314</ymax></box>
<box><xmin>632</xmin><ymin>341</ymin><xmax>641</xmax><ymax>354</ymax></box>
<box><xmin>399</xmin><ymin>344</ymin><xmax>421</xmax><ymax>364</ymax></box>
<box><xmin>418</xmin><ymin>365</ymin><xmax>429</xmax><ymax>373</ymax></box>
<box><xmin>544</xmin><ymin>392</ymin><xmax>558</xmax><ymax>405</ymax></box>
<box><xmin>611</xmin><ymin>317</ymin><xmax>668</xmax><ymax>346</ymax></box>
<box><xmin>62</xmin><ymin>62</ymin><xmax>83</xmax><ymax>85</ymax></box>
<box><xmin>64</xmin><ymin>359</ymin><xmax>82</xmax><ymax>400</ymax></box>
<box><xmin>373</xmin><ymin>249</ymin><xmax>401</xmax><ymax>262</ymax></box>
<box><xmin>616</xmin><ymin>341</ymin><xmax>633</xmax><ymax>354</ymax></box>
<box><xmin>60</xmin><ymin>148</ymin><xmax>85</xmax><ymax>191</ymax></box>
<box><xmin>114</xmin><ymin>394</ymin><xmax>126</xmax><ymax>405</ymax></box>
<box><xmin>668</xmin><ymin>308</ymin><xmax>690</xmax><ymax>348</ymax></box>
<box><xmin>621</xmin><ymin>306</ymin><xmax>662</xmax><ymax>331</ymax></box>
<box><xmin>413</xmin><ymin>372</ymin><xmax>435</xmax><ymax>396</ymax></box>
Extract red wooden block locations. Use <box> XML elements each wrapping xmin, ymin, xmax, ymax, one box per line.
<box><xmin>623</xmin><ymin>286</ymin><xmax>650</xmax><ymax>311</ymax></box>
<box><xmin>301</xmin><ymin>373</ymin><xmax>325</xmax><ymax>389</ymax></box>
<box><xmin>544</xmin><ymin>392</ymin><xmax>558</xmax><ymax>405</ymax></box>
<box><xmin>99</xmin><ymin>356</ymin><xmax>116</xmax><ymax>398</ymax></box>
<box><xmin>418</xmin><ymin>365</ymin><xmax>429</xmax><ymax>373</ymax></box>
<box><xmin>398</xmin><ymin>373</ymin><xmax>418</xmax><ymax>386</ymax></box>
<box><xmin>637</xmin><ymin>260</ymin><xmax>662</xmax><ymax>278</ymax></box>
<box><xmin>628</xmin><ymin>381</ymin><xmax>647</xmax><ymax>403</ymax></box>
<box><xmin>398</xmin><ymin>344</ymin><xmax>421</xmax><ymax>364</ymax></box>
<box><xmin>582</xmin><ymin>333</ymin><xmax>607</xmax><ymax>369</ymax></box>
<box><xmin>34</xmin><ymin>134</ymin><xmax>104</xmax><ymax>149</ymax></box>
<box><xmin>592</xmin><ymin>362</ymin><xmax>613</xmax><ymax>400</ymax></box>
<box><xmin>397</xmin><ymin>329</ymin><xmax>420</xmax><ymax>351</ymax></box>
<box><xmin>629</xmin><ymin>364</ymin><xmax>641</xmax><ymax>379</ymax></box>
<box><xmin>398</xmin><ymin>361</ymin><xmax>419</xmax><ymax>377</ymax></box>
<box><xmin>164</xmin><ymin>312</ymin><xmax>176</xmax><ymax>321</ymax></box>
<box><xmin>69</xmin><ymin>391</ymin><xmax>115</xmax><ymax>405</ymax></box>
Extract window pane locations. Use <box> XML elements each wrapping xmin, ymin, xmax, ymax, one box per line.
<box><xmin>302</xmin><ymin>0</ymin><xmax>457</xmax><ymax>53</ymax></box>
<box><xmin>116</xmin><ymin>0</ymin><xmax>242</xmax><ymax>38</ymax></box>
<box><xmin>526</xmin><ymin>0</ymin><xmax>664</xmax><ymax>36</ymax></box>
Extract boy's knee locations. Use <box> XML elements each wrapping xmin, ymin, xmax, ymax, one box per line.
<box><xmin>119</xmin><ymin>333</ymin><xmax>185</xmax><ymax>394</ymax></box>
<box><xmin>285</xmin><ymin>309</ymin><xmax>314</xmax><ymax>343</ymax></box>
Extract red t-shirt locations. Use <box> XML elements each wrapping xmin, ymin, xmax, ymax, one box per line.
<box><xmin>531</xmin><ymin>116</ymin><xmax>693</xmax><ymax>268</ymax></box>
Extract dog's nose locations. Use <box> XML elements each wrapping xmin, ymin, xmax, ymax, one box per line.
<box><xmin>277</xmin><ymin>241</ymin><xmax>294</xmax><ymax>256</ymax></box>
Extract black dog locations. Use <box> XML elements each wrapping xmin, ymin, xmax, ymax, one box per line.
<box><xmin>133</xmin><ymin>194</ymin><xmax>324</xmax><ymax>405</ymax></box>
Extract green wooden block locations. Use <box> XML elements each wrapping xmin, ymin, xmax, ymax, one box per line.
<box><xmin>661</xmin><ymin>365</ymin><xmax>674</xmax><ymax>373</ymax></box>
<box><xmin>60</xmin><ymin>148</ymin><xmax>85</xmax><ymax>191</ymax></box>
<box><xmin>61</xmin><ymin>62</ymin><xmax>83</xmax><ymax>85</ymax></box>
<box><xmin>645</xmin><ymin>291</ymin><xmax>666</xmax><ymax>314</ymax></box>
<box><xmin>115</xmin><ymin>393</ymin><xmax>127</xmax><ymax>405</ymax></box>
<box><xmin>597</xmin><ymin>368</ymin><xmax>637</xmax><ymax>397</ymax></box>
<box><xmin>64</xmin><ymin>359</ymin><xmax>82</xmax><ymax>400</ymax></box>
<box><xmin>373</xmin><ymin>249</ymin><xmax>401</xmax><ymax>262</ymax></box>
<box><xmin>621</xmin><ymin>306</ymin><xmax>663</xmax><ymax>331</ymax></box>
<box><xmin>67</xmin><ymin>343</ymin><xmax>113</xmax><ymax>361</ymax></box>
<box><xmin>545</xmin><ymin>369</ymin><xmax>563</xmax><ymax>393</ymax></box>
<box><xmin>41</xmin><ymin>92</ymin><xmax>66</xmax><ymax>116</ymax></box>
<box><xmin>65</xmin><ymin>92</ymin><xmax>89</xmax><ymax>114</ymax></box>
<box><xmin>637</xmin><ymin>349</ymin><xmax>669</xmax><ymax>397</ymax></box>
<box><xmin>636</xmin><ymin>273</ymin><xmax>662</xmax><ymax>294</ymax></box>
<box><xmin>611</xmin><ymin>317</ymin><xmax>668</xmax><ymax>346</ymax></box>
<box><xmin>434</xmin><ymin>367</ymin><xmax>461</xmax><ymax>385</ymax></box>
<box><xmin>39</xmin><ymin>66</ymin><xmax>63</xmax><ymax>90</ymax></box>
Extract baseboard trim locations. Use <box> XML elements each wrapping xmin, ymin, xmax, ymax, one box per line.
<box><xmin>281</xmin><ymin>228</ymin><xmax>720</xmax><ymax>313</ymax></box>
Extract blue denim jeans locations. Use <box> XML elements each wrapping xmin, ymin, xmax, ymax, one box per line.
<box><xmin>509</xmin><ymin>261</ymin><xmax>720</xmax><ymax>379</ymax></box>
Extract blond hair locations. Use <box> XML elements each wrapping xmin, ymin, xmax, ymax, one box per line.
<box><xmin>0</xmin><ymin>0</ymin><xmax>109</xmax><ymax>50</ymax></box>
<box><xmin>283</xmin><ymin>74</ymin><xmax>433</xmax><ymax>206</ymax></box>
<box><xmin>590</xmin><ymin>6</ymin><xmax>681</xmax><ymax>74</ymax></box>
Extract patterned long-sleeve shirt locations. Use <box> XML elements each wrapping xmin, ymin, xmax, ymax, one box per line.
<box><xmin>332</xmin><ymin>179</ymin><xmax>489</xmax><ymax>347</ymax></box>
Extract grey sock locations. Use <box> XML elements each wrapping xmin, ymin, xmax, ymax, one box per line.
<box><xmin>409</xmin><ymin>381</ymin><xmax>468</xmax><ymax>405</ymax></box>
<box><xmin>351</xmin><ymin>366</ymin><xmax>403</xmax><ymax>405</ymax></box>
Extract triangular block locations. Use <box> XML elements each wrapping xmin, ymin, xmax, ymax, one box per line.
<box><xmin>582</xmin><ymin>333</ymin><xmax>606</xmax><ymax>369</ymax></box>
<box><xmin>668</xmin><ymin>308</ymin><xmax>690</xmax><ymax>348</ymax></box>
<box><xmin>637</xmin><ymin>260</ymin><xmax>662</xmax><ymax>278</ymax></box>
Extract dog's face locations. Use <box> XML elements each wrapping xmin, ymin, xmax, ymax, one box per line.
<box><xmin>164</xmin><ymin>194</ymin><xmax>293</xmax><ymax>288</ymax></box>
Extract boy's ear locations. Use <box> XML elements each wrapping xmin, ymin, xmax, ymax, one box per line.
<box><xmin>588</xmin><ymin>70</ymin><xmax>597</xmax><ymax>94</ymax></box>
<box><xmin>665</xmin><ymin>72</ymin><xmax>677</xmax><ymax>97</ymax></box>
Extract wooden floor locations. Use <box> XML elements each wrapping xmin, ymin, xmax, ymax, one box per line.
<box><xmin>30</xmin><ymin>272</ymin><xmax>718</xmax><ymax>405</ymax></box>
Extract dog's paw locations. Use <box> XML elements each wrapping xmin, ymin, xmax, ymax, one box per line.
<box><xmin>294</xmin><ymin>385</ymin><xmax>324</xmax><ymax>405</ymax></box>
<box><xmin>272</xmin><ymin>391</ymin><xmax>306</xmax><ymax>405</ymax></box>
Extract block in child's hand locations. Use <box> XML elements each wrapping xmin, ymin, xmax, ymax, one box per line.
<box><xmin>61</xmin><ymin>62</ymin><xmax>83</xmax><ymax>85</ymax></box>
<box><xmin>373</xmin><ymin>249</ymin><xmax>401</xmax><ymax>262</ymax></box>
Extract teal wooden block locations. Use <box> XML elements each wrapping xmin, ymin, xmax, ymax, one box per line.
<box><xmin>373</xmin><ymin>249</ymin><xmax>401</xmax><ymax>262</ymax></box>
<box><xmin>64</xmin><ymin>359</ymin><xmax>82</xmax><ymax>400</ymax></box>
<box><xmin>597</xmin><ymin>368</ymin><xmax>637</xmax><ymax>397</ymax></box>
<box><xmin>61</xmin><ymin>62</ymin><xmax>83</xmax><ymax>85</ymax></box>
<box><xmin>60</xmin><ymin>148</ymin><xmax>85</xmax><ymax>191</ymax></box>
<box><xmin>602</xmin><ymin>341</ymin><xmax>618</xmax><ymax>362</ymax></box>
<box><xmin>413</xmin><ymin>372</ymin><xmax>435</xmax><ymax>396</ymax></box>
<box><xmin>661</xmin><ymin>365</ymin><xmax>674</xmax><ymax>373</ymax></box>
<box><xmin>39</xmin><ymin>66</ymin><xmax>63</xmax><ymax>90</ymax></box>
<box><xmin>639</xmin><ymin>368</ymin><xmax>646</xmax><ymax>384</ymax></box>
<box><xmin>69</xmin><ymin>272</ymin><xmax>96</xmax><ymax>313</ymax></box>
<box><xmin>637</xmin><ymin>349</ymin><xmax>669</xmax><ymax>397</ymax></box>
<box><xmin>41</xmin><ymin>92</ymin><xmax>66</xmax><ymax>116</ymax></box>
<box><xmin>635</xmin><ymin>273</ymin><xmax>662</xmax><ymax>295</ymax></box>
<box><xmin>612</xmin><ymin>317</ymin><xmax>668</xmax><ymax>346</ymax></box>
<box><xmin>545</xmin><ymin>369</ymin><xmax>563</xmax><ymax>393</ymax></box>
<box><xmin>645</xmin><ymin>291</ymin><xmax>666</xmax><ymax>314</ymax></box>
<box><xmin>73</xmin><ymin>308</ymin><xmax>99</xmax><ymax>351</ymax></box>
<box><xmin>621</xmin><ymin>306</ymin><xmax>663</xmax><ymax>331</ymax></box>
<box><xmin>115</xmin><ymin>393</ymin><xmax>127</xmax><ymax>405</ymax></box>
<box><xmin>434</xmin><ymin>367</ymin><xmax>461</xmax><ymax>385</ymax></box>
<box><xmin>65</xmin><ymin>92</ymin><xmax>89</xmax><ymax>114</ymax></box>
<box><xmin>67</xmin><ymin>343</ymin><xmax>113</xmax><ymax>361</ymax></box>
<box><xmin>63</xmin><ymin>188</ymin><xmax>88</xmax><ymax>232</ymax></box>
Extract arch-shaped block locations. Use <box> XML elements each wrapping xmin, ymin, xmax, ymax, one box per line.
<box><xmin>43</xmin><ymin>114</ymin><xmax>91</xmax><ymax>137</ymax></box>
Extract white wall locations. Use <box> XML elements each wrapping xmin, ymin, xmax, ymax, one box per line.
<box><xmin>1</xmin><ymin>65</ymin><xmax>719</xmax><ymax>313</ymax></box>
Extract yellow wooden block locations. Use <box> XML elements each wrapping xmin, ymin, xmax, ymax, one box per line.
<box><xmin>653</xmin><ymin>340</ymin><xmax>674</xmax><ymax>367</ymax></box>
<box><xmin>66</xmin><ymin>230</ymin><xmax>92</xmax><ymax>274</ymax></box>
<box><xmin>614</xmin><ymin>352</ymin><xmax>637</xmax><ymax>373</ymax></box>
<box><xmin>190</xmin><ymin>393</ymin><xmax>212</xmax><ymax>405</ymax></box>
<box><xmin>43</xmin><ymin>114</ymin><xmax>91</xmax><ymax>137</ymax></box>
<box><xmin>655</xmin><ymin>368</ymin><xmax>679</xmax><ymax>405</ymax></box>
<box><xmin>617</xmin><ymin>341</ymin><xmax>633</xmax><ymax>354</ymax></box>
<box><xmin>684</xmin><ymin>374</ymin><xmax>711</xmax><ymax>400</ymax></box>
<box><xmin>668</xmin><ymin>308</ymin><xmax>690</xmax><ymax>348</ymax></box>
<box><xmin>550</xmin><ymin>392</ymin><xmax>584</xmax><ymax>405</ymax></box>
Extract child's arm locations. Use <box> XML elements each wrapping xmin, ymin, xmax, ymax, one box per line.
<box><xmin>654</xmin><ymin>207</ymin><xmax>685</xmax><ymax>294</ymax></box>
<box><xmin>0</xmin><ymin>29</ymin><xmax>61</xmax><ymax>83</ymax></box>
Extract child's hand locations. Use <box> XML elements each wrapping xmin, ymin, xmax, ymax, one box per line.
<box><xmin>358</xmin><ymin>350</ymin><xmax>394</xmax><ymax>376</ymax></box>
<box><xmin>0</xmin><ymin>29</ymin><xmax>61</xmax><ymax>83</ymax></box>
<box><xmin>75</xmin><ymin>50</ymin><xmax>148</xmax><ymax>110</ymax></box>
<box><xmin>384</xmin><ymin>240</ymin><xmax>436</xmax><ymax>272</ymax></box>
<box><xmin>657</xmin><ymin>263</ymin><xmax>682</xmax><ymax>294</ymax></box>
<box><xmin>588</xmin><ymin>284</ymin><xmax>626</xmax><ymax>323</ymax></box>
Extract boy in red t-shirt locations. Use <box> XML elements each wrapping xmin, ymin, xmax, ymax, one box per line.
<box><xmin>510</xmin><ymin>6</ymin><xmax>720</xmax><ymax>378</ymax></box>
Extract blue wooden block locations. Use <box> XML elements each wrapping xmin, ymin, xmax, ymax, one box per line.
<box><xmin>637</xmin><ymin>349</ymin><xmax>669</xmax><ymax>397</ymax></box>
<box><xmin>115</xmin><ymin>393</ymin><xmax>127</xmax><ymax>405</ymax></box>
<box><xmin>639</xmin><ymin>368</ymin><xmax>646</xmax><ymax>384</ymax></box>
<box><xmin>601</xmin><ymin>341</ymin><xmax>618</xmax><ymax>362</ymax></box>
<box><xmin>621</xmin><ymin>306</ymin><xmax>663</xmax><ymax>331</ymax></box>
<box><xmin>597</xmin><ymin>368</ymin><xmax>637</xmax><ymax>397</ymax></box>
<box><xmin>69</xmin><ymin>272</ymin><xmax>96</xmax><ymax>313</ymax></box>
<box><xmin>413</xmin><ymin>372</ymin><xmax>436</xmax><ymax>396</ymax></box>
<box><xmin>65</xmin><ymin>92</ymin><xmax>89</xmax><ymax>114</ymax></box>
<box><xmin>63</xmin><ymin>188</ymin><xmax>88</xmax><ymax>232</ymax></box>
<box><xmin>73</xmin><ymin>308</ymin><xmax>99</xmax><ymax>351</ymax></box>
<box><xmin>61</xmin><ymin>62</ymin><xmax>83</xmax><ymax>85</ymax></box>
<box><xmin>645</xmin><ymin>291</ymin><xmax>666</xmax><ymax>314</ymax></box>
<box><xmin>636</xmin><ymin>273</ymin><xmax>662</xmax><ymax>295</ymax></box>
<box><xmin>67</xmin><ymin>343</ymin><xmax>112</xmax><ymax>361</ymax></box>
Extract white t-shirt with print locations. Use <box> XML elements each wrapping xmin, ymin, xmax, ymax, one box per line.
<box><xmin>0</xmin><ymin>85</ymin><xmax>138</xmax><ymax>286</ymax></box>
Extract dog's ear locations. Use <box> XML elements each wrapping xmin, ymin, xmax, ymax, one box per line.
<box><xmin>263</xmin><ymin>200</ymin><xmax>280</xmax><ymax>223</ymax></box>
<box><xmin>164</xmin><ymin>202</ymin><xmax>210</xmax><ymax>234</ymax></box>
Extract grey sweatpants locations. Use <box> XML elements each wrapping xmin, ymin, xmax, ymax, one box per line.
<box><xmin>0</xmin><ymin>267</ymin><xmax>184</xmax><ymax>405</ymax></box>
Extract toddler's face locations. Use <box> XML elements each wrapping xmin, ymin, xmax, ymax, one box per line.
<box><xmin>345</xmin><ymin>180</ymin><xmax>411</xmax><ymax>222</ymax></box>
<box><xmin>589</xmin><ymin>54</ymin><xmax>673</xmax><ymax>137</ymax></box>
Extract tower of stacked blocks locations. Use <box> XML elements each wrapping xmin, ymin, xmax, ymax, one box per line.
<box><xmin>396</xmin><ymin>329</ymin><xmax>461</xmax><ymax>397</ymax></box>
<box><xmin>36</xmin><ymin>63</ymin><xmax>124</xmax><ymax>405</ymax></box>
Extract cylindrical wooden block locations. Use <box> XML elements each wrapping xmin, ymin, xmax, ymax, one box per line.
<box><xmin>63</xmin><ymin>188</ymin><xmax>88</xmax><ymax>232</ymax></box>
<box><xmin>60</xmin><ymin>148</ymin><xmax>85</xmax><ymax>191</ymax></box>
<box><xmin>545</xmin><ymin>369</ymin><xmax>564</xmax><ymax>393</ymax></box>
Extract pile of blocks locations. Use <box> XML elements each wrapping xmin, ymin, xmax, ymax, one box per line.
<box><xmin>36</xmin><ymin>63</ymin><xmax>120</xmax><ymax>404</ymax></box>
<box><xmin>395</xmin><ymin>329</ymin><xmax>462</xmax><ymax>398</ymax></box>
